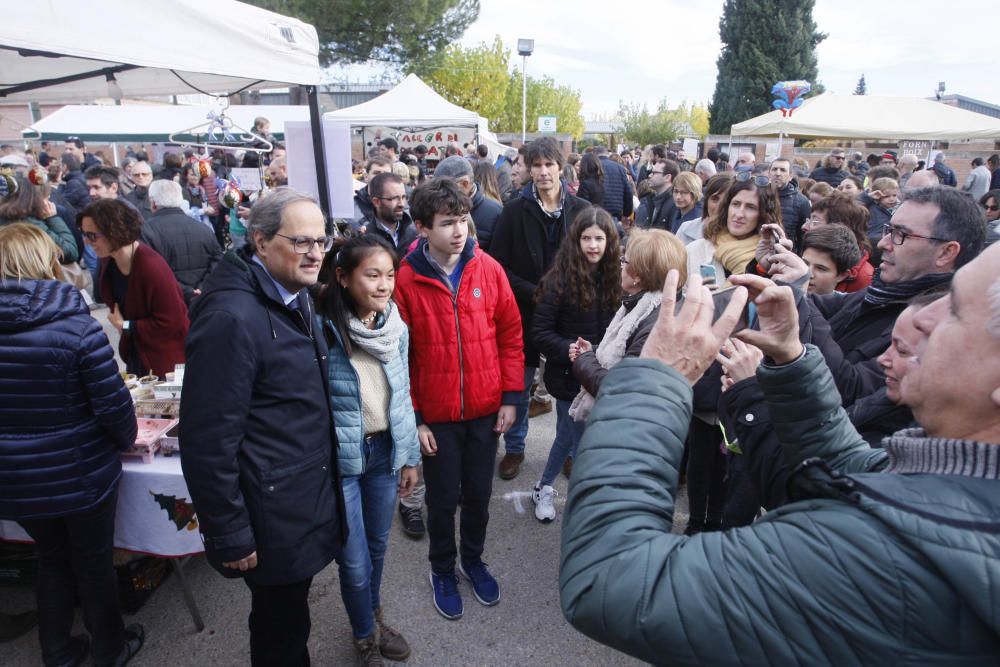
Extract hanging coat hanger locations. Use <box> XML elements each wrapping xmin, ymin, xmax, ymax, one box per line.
<box><xmin>168</xmin><ymin>103</ymin><xmax>273</xmax><ymax>153</ymax></box>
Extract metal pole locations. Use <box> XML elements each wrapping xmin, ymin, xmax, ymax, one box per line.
<box><xmin>521</xmin><ymin>55</ymin><xmax>527</xmax><ymax>144</ymax></box>
<box><xmin>306</xmin><ymin>84</ymin><xmax>331</xmax><ymax>220</ymax></box>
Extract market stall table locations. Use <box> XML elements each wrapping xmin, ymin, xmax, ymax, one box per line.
<box><xmin>0</xmin><ymin>454</ymin><xmax>206</xmax><ymax>631</ymax></box>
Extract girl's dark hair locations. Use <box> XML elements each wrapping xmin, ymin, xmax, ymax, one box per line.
<box><xmin>0</xmin><ymin>175</ymin><xmax>48</xmax><ymax>220</ymax></box>
<box><xmin>812</xmin><ymin>193</ymin><xmax>872</xmax><ymax>251</ymax></box>
<box><xmin>535</xmin><ymin>207</ymin><xmax>621</xmax><ymax>313</ymax></box>
<box><xmin>704</xmin><ymin>178</ymin><xmax>782</xmax><ymax>242</ymax></box>
<box><xmin>577</xmin><ymin>153</ymin><xmax>605</xmax><ymax>186</ymax></box>
<box><xmin>79</xmin><ymin>198</ymin><xmax>143</xmax><ymax>250</ymax></box>
<box><xmin>317</xmin><ymin>234</ymin><xmax>399</xmax><ymax>357</ymax></box>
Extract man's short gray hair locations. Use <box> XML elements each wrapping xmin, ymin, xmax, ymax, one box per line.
<box><xmin>247</xmin><ymin>187</ymin><xmax>325</xmax><ymax>249</ymax></box>
<box><xmin>148</xmin><ymin>179</ymin><xmax>184</xmax><ymax>208</ymax></box>
<box><xmin>434</xmin><ymin>156</ymin><xmax>474</xmax><ymax>181</ymax></box>
<box><xmin>695</xmin><ymin>158</ymin><xmax>717</xmax><ymax>177</ymax></box>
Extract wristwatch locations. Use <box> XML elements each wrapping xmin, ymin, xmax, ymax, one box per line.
<box><xmin>122</xmin><ymin>320</ymin><xmax>131</xmax><ymax>335</ymax></box>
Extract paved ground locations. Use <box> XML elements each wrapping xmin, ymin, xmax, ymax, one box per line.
<box><xmin>1</xmin><ymin>308</ymin><xmax>688</xmax><ymax>666</ymax></box>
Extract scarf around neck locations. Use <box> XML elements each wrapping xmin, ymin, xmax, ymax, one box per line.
<box><xmin>713</xmin><ymin>231</ymin><xmax>759</xmax><ymax>277</ymax></box>
<box><xmin>863</xmin><ymin>270</ymin><xmax>952</xmax><ymax>308</ymax></box>
<box><xmin>568</xmin><ymin>290</ymin><xmax>662</xmax><ymax>422</ymax></box>
<box><xmin>346</xmin><ymin>300</ymin><xmax>405</xmax><ymax>363</ymax></box>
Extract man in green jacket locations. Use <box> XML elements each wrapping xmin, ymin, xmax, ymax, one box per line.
<box><xmin>560</xmin><ymin>245</ymin><xmax>1000</xmax><ymax>665</ymax></box>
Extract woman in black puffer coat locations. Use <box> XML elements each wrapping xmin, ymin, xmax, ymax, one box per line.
<box><xmin>529</xmin><ymin>208</ymin><xmax>620</xmax><ymax>522</ymax></box>
<box><xmin>0</xmin><ymin>222</ymin><xmax>142</xmax><ymax>667</ymax></box>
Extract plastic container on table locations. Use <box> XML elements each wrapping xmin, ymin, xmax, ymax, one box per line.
<box><xmin>123</xmin><ymin>418</ymin><xmax>178</xmax><ymax>463</ymax></box>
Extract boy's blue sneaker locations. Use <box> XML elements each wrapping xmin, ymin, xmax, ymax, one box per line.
<box><xmin>459</xmin><ymin>560</ymin><xmax>501</xmax><ymax>606</ymax></box>
<box><xmin>429</xmin><ymin>571</ymin><xmax>463</xmax><ymax>620</ymax></box>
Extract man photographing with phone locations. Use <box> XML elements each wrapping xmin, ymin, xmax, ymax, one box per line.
<box><xmin>559</xmin><ymin>243</ymin><xmax>1000</xmax><ymax>664</ymax></box>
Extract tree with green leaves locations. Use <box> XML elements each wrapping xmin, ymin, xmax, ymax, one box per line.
<box><xmin>247</xmin><ymin>0</ymin><xmax>480</xmax><ymax>69</ymax></box>
<box><xmin>617</xmin><ymin>100</ymin><xmax>684</xmax><ymax>146</ymax></box>
<box><xmin>416</xmin><ymin>37</ymin><xmax>586</xmax><ymax>139</ymax></box>
<box><xmin>854</xmin><ymin>74</ymin><xmax>867</xmax><ymax>95</ymax></box>
<box><xmin>708</xmin><ymin>0</ymin><xmax>826</xmax><ymax>134</ymax></box>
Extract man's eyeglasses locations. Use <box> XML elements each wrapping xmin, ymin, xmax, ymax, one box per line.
<box><xmin>881</xmin><ymin>224</ymin><xmax>947</xmax><ymax>246</ymax></box>
<box><xmin>619</xmin><ymin>256</ymin><xmax>629</xmax><ymax>266</ymax></box>
<box><xmin>82</xmin><ymin>230</ymin><xmax>103</xmax><ymax>242</ymax></box>
<box><xmin>131</xmin><ymin>171</ymin><xmax>152</xmax><ymax>178</ymax></box>
<box><xmin>649</xmin><ymin>170</ymin><xmax>665</xmax><ymax>176</ymax></box>
<box><xmin>734</xmin><ymin>172</ymin><xmax>771</xmax><ymax>187</ymax></box>
<box><xmin>375</xmin><ymin>194</ymin><xmax>407</xmax><ymax>203</ymax></box>
<box><xmin>274</xmin><ymin>233</ymin><xmax>334</xmax><ymax>254</ymax></box>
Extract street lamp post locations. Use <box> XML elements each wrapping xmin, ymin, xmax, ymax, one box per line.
<box><xmin>517</xmin><ymin>38</ymin><xmax>534</xmax><ymax>145</ymax></box>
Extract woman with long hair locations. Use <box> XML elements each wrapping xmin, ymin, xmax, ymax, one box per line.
<box><xmin>575</xmin><ymin>153</ymin><xmax>605</xmax><ymax>209</ymax></box>
<box><xmin>317</xmin><ymin>235</ymin><xmax>418</xmax><ymax>666</ymax></box>
<box><xmin>0</xmin><ymin>175</ymin><xmax>79</xmax><ymax>263</ymax></box>
<box><xmin>0</xmin><ymin>223</ymin><xmax>144</xmax><ymax>667</ymax></box>
<box><xmin>80</xmin><ymin>198</ymin><xmax>188</xmax><ymax>377</ymax></box>
<box><xmin>676</xmin><ymin>173</ymin><xmax>733</xmax><ymax>245</ymax></box>
<box><xmin>530</xmin><ymin>209</ymin><xmax>621</xmax><ymax>521</ymax></box>
<box><xmin>686</xmin><ymin>174</ymin><xmax>781</xmax><ymax>288</ymax></box>
<box><xmin>472</xmin><ymin>160</ymin><xmax>503</xmax><ymax>203</ymax></box>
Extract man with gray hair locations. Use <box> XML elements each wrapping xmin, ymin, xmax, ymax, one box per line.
<box><xmin>434</xmin><ymin>156</ymin><xmax>502</xmax><ymax>250</ymax></box>
<box><xmin>694</xmin><ymin>158</ymin><xmax>717</xmax><ymax>184</ymax></box>
<box><xmin>142</xmin><ymin>179</ymin><xmax>222</xmax><ymax>303</ymax></box>
<box><xmin>181</xmin><ymin>187</ymin><xmax>344</xmax><ymax>666</ymax></box>
<box><xmin>897</xmin><ymin>154</ymin><xmax>918</xmax><ymax>187</ymax></box>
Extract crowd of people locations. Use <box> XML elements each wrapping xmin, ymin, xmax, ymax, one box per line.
<box><xmin>2</xmin><ymin>127</ymin><xmax>999</xmax><ymax>667</ymax></box>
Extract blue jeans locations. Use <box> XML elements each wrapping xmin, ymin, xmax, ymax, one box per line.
<box><xmin>539</xmin><ymin>399</ymin><xmax>585</xmax><ymax>487</ymax></box>
<box><xmin>335</xmin><ymin>432</ymin><xmax>399</xmax><ymax>639</ymax></box>
<box><xmin>503</xmin><ymin>365</ymin><xmax>537</xmax><ymax>454</ymax></box>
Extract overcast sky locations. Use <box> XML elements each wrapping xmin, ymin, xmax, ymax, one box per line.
<box><xmin>455</xmin><ymin>0</ymin><xmax>999</xmax><ymax>117</ymax></box>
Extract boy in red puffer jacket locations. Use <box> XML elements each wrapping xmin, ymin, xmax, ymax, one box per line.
<box><xmin>394</xmin><ymin>178</ymin><xmax>523</xmax><ymax>621</ymax></box>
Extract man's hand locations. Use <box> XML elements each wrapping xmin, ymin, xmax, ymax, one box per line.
<box><xmin>42</xmin><ymin>199</ymin><xmax>58</xmax><ymax>219</ymax></box>
<box><xmin>569</xmin><ymin>337</ymin><xmax>592</xmax><ymax>363</ymax></box>
<box><xmin>417</xmin><ymin>424</ymin><xmax>437</xmax><ymax>456</ymax></box>
<box><xmin>717</xmin><ymin>338</ymin><xmax>764</xmax><ymax>391</ymax></box>
<box><xmin>398</xmin><ymin>466</ymin><xmax>418</xmax><ymax>497</ymax></box>
<box><xmin>767</xmin><ymin>245</ymin><xmax>810</xmax><ymax>285</ymax></box>
<box><xmin>754</xmin><ymin>224</ymin><xmax>793</xmax><ymax>271</ymax></box>
<box><xmin>640</xmin><ymin>269</ymin><xmax>748</xmax><ymax>385</ymax></box>
<box><xmin>223</xmin><ymin>551</ymin><xmax>258</xmax><ymax>571</ymax></box>
<box><xmin>729</xmin><ymin>274</ymin><xmax>804</xmax><ymax>365</ymax></box>
<box><xmin>494</xmin><ymin>405</ymin><xmax>516</xmax><ymax>434</ymax></box>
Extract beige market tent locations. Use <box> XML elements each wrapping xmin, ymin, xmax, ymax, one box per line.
<box><xmin>731</xmin><ymin>94</ymin><xmax>1000</xmax><ymax>141</ymax></box>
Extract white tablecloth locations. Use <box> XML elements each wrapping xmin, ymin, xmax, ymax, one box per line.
<box><xmin>1</xmin><ymin>454</ymin><xmax>204</xmax><ymax>558</ymax></box>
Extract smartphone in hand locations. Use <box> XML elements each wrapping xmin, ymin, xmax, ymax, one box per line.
<box><xmin>699</xmin><ymin>263</ymin><xmax>718</xmax><ymax>288</ymax></box>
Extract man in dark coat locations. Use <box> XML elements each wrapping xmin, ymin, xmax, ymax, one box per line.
<box><xmin>180</xmin><ymin>188</ymin><xmax>345</xmax><ymax>667</ymax></box>
<box><xmin>593</xmin><ymin>145</ymin><xmax>633</xmax><ymax>221</ymax></box>
<box><xmin>433</xmin><ymin>156</ymin><xmax>502</xmax><ymax>251</ymax></box>
<box><xmin>142</xmin><ymin>180</ymin><xmax>222</xmax><ymax>303</ymax></box>
<box><xmin>352</xmin><ymin>156</ymin><xmax>393</xmax><ymax>226</ymax></box>
<box><xmin>634</xmin><ymin>159</ymin><xmax>679</xmax><ymax>230</ymax></box>
<box><xmin>809</xmin><ymin>148</ymin><xmax>850</xmax><ymax>187</ymax></box>
<box><xmin>123</xmin><ymin>161</ymin><xmax>154</xmax><ymax>220</ymax></box>
<box><xmin>769</xmin><ymin>158</ymin><xmax>811</xmax><ymax>244</ymax></box>
<box><xmin>59</xmin><ymin>153</ymin><xmax>91</xmax><ymax>213</ymax></box>
<box><xmin>352</xmin><ymin>172</ymin><xmax>417</xmax><ymax>255</ymax></box>
<box><xmin>489</xmin><ymin>137</ymin><xmax>590</xmax><ymax>480</ymax></box>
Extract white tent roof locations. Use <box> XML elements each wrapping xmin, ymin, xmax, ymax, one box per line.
<box><xmin>26</xmin><ymin>104</ymin><xmax>311</xmax><ymax>142</ymax></box>
<box><xmin>731</xmin><ymin>94</ymin><xmax>1000</xmax><ymax>141</ymax></box>
<box><xmin>0</xmin><ymin>0</ymin><xmax>320</xmax><ymax>102</ymax></box>
<box><xmin>324</xmin><ymin>74</ymin><xmax>483</xmax><ymax>129</ymax></box>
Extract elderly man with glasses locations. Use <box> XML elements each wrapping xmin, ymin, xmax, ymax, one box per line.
<box><xmin>180</xmin><ymin>188</ymin><xmax>345</xmax><ymax>667</ymax></box>
<box><xmin>123</xmin><ymin>161</ymin><xmax>154</xmax><ymax>220</ymax></box>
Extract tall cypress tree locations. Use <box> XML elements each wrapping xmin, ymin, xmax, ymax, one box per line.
<box><xmin>708</xmin><ymin>0</ymin><xmax>826</xmax><ymax>134</ymax></box>
<box><xmin>854</xmin><ymin>74</ymin><xmax>867</xmax><ymax>95</ymax></box>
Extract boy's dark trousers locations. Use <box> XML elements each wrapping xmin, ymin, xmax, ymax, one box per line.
<box><xmin>423</xmin><ymin>413</ymin><xmax>499</xmax><ymax>574</ymax></box>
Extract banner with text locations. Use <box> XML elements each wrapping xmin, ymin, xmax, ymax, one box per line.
<box><xmin>361</xmin><ymin>126</ymin><xmax>477</xmax><ymax>160</ymax></box>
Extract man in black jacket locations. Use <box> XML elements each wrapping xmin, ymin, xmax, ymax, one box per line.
<box><xmin>59</xmin><ymin>153</ymin><xmax>91</xmax><ymax>213</ymax></box>
<box><xmin>353</xmin><ymin>172</ymin><xmax>417</xmax><ymax>255</ymax></box>
<box><xmin>489</xmin><ymin>137</ymin><xmax>591</xmax><ymax>480</ymax></box>
<box><xmin>123</xmin><ymin>161</ymin><xmax>154</xmax><ymax>220</ymax></box>
<box><xmin>180</xmin><ymin>188</ymin><xmax>345</xmax><ymax>667</ymax></box>
<box><xmin>635</xmin><ymin>159</ymin><xmax>679</xmax><ymax>230</ymax></box>
<box><xmin>809</xmin><ymin>148</ymin><xmax>850</xmax><ymax>187</ymax></box>
<box><xmin>593</xmin><ymin>145</ymin><xmax>633</xmax><ymax>221</ymax></box>
<box><xmin>769</xmin><ymin>158</ymin><xmax>811</xmax><ymax>244</ymax></box>
<box><xmin>142</xmin><ymin>180</ymin><xmax>222</xmax><ymax>303</ymax></box>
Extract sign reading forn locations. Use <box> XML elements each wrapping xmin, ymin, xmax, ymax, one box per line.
<box><xmin>538</xmin><ymin>115</ymin><xmax>557</xmax><ymax>133</ymax></box>
<box><xmin>899</xmin><ymin>140</ymin><xmax>931</xmax><ymax>160</ymax></box>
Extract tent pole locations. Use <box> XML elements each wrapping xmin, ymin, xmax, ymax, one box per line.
<box><xmin>307</xmin><ymin>85</ymin><xmax>331</xmax><ymax>220</ymax></box>
<box><xmin>112</xmin><ymin>142</ymin><xmax>119</xmax><ymax>167</ymax></box>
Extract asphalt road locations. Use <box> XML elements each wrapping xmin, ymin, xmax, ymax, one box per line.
<box><xmin>1</xmin><ymin>307</ymin><xmax>689</xmax><ymax>666</ymax></box>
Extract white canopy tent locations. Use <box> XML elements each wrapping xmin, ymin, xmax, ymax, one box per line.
<box><xmin>0</xmin><ymin>0</ymin><xmax>333</xmax><ymax>212</ymax></box>
<box><xmin>0</xmin><ymin>0</ymin><xmax>320</xmax><ymax>102</ymax></box>
<box><xmin>324</xmin><ymin>74</ymin><xmax>506</xmax><ymax>159</ymax></box>
<box><xmin>25</xmin><ymin>104</ymin><xmax>311</xmax><ymax>142</ymax></box>
<box><xmin>731</xmin><ymin>94</ymin><xmax>1000</xmax><ymax>140</ymax></box>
